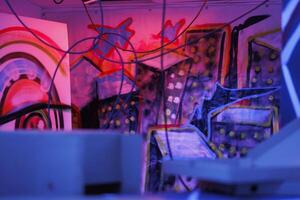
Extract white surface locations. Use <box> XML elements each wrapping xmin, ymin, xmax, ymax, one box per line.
<box><xmin>155</xmin><ymin>128</ymin><xmax>215</xmax><ymax>158</ymax></box>
<box><xmin>0</xmin><ymin>131</ymin><xmax>143</xmax><ymax>196</ymax></box>
<box><xmin>0</xmin><ymin>12</ymin><xmax>71</xmax><ymax>129</ymax></box>
<box><xmin>163</xmin><ymin>118</ymin><xmax>300</xmax><ymax>195</ymax></box>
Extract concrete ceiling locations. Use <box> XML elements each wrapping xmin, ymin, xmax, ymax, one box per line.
<box><xmin>26</xmin><ymin>0</ymin><xmax>281</xmax><ymax>12</ymax></box>
<box><xmin>28</xmin><ymin>0</ymin><xmax>281</xmax><ymax>9</ymax></box>
<box><xmin>28</xmin><ymin>0</ymin><xmax>153</xmax><ymax>9</ymax></box>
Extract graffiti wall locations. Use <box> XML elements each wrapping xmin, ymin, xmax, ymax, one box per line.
<box><xmin>44</xmin><ymin>1</ymin><xmax>281</xmax><ymax>191</ymax></box>
<box><xmin>0</xmin><ymin>13</ymin><xmax>71</xmax><ymax>130</ymax></box>
<box><xmin>281</xmin><ymin>0</ymin><xmax>300</xmax><ymax>125</ymax></box>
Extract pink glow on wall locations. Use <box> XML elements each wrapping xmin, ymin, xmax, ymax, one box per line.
<box><xmin>0</xmin><ymin>0</ymin><xmax>41</xmax><ymax>18</ymax></box>
<box><xmin>0</xmin><ymin>13</ymin><xmax>71</xmax><ymax>130</ymax></box>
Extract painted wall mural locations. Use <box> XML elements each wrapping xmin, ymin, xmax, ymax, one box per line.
<box><xmin>65</xmin><ymin>3</ymin><xmax>281</xmax><ymax>192</ymax></box>
<box><xmin>0</xmin><ymin>13</ymin><xmax>71</xmax><ymax>130</ymax></box>
<box><xmin>28</xmin><ymin>0</ymin><xmax>281</xmax><ymax>191</ymax></box>
<box><xmin>0</xmin><ymin>0</ymin><xmax>282</xmax><ymax>193</ymax></box>
<box><xmin>280</xmin><ymin>0</ymin><xmax>300</xmax><ymax>125</ymax></box>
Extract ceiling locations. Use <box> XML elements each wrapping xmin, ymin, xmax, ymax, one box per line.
<box><xmin>28</xmin><ymin>0</ymin><xmax>163</xmax><ymax>8</ymax></box>
<box><xmin>27</xmin><ymin>0</ymin><xmax>209</xmax><ymax>11</ymax></box>
<box><xmin>27</xmin><ymin>0</ymin><xmax>281</xmax><ymax>10</ymax></box>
